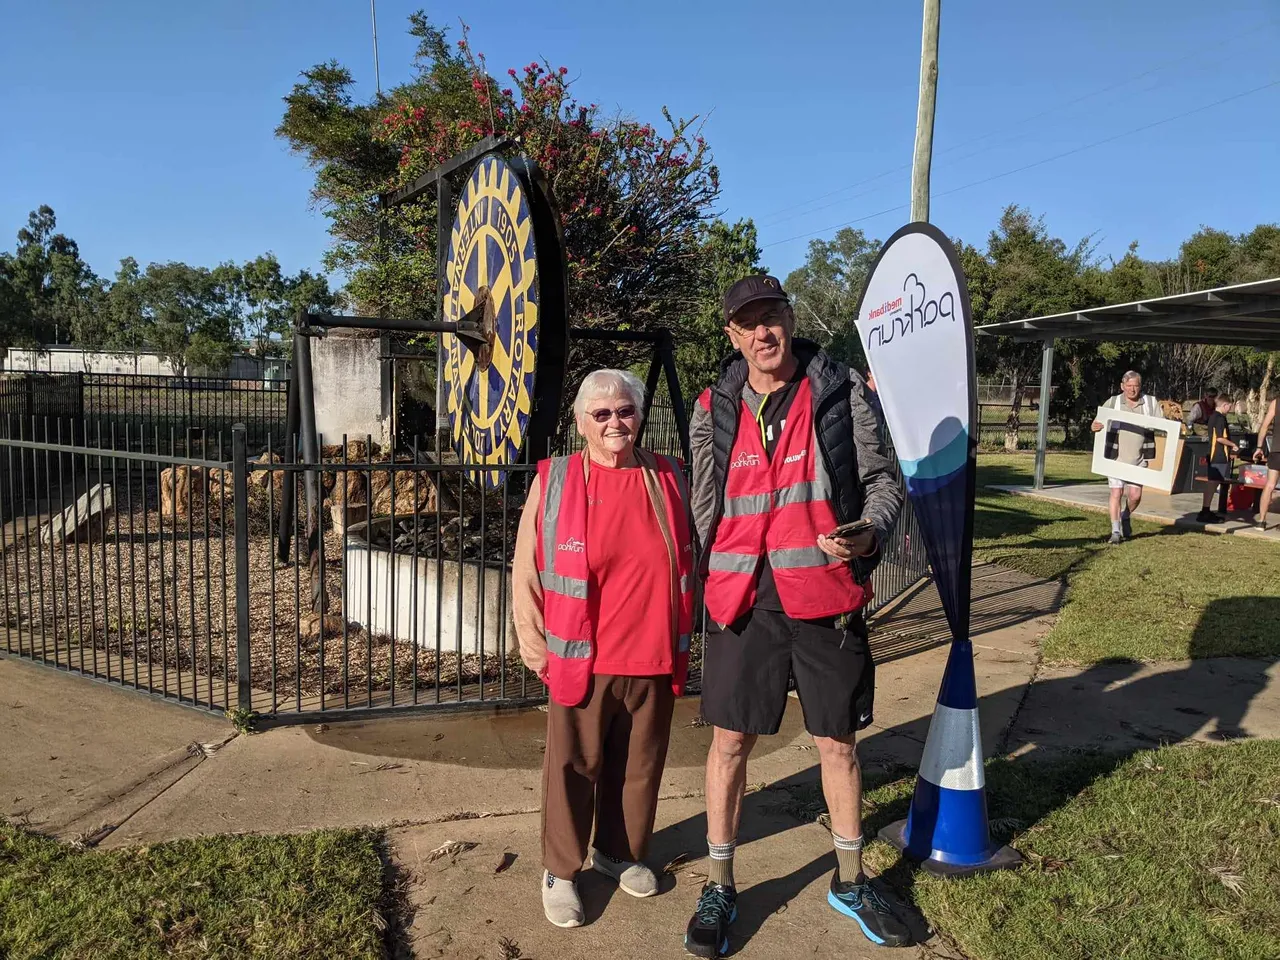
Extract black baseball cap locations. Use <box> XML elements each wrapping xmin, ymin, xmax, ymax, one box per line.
<box><xmin>723</xmin><ymin>275</ymin><xmax>790</xmax><ymax>324</ymax></box>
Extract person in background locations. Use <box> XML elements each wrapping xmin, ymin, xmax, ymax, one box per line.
<box><xmin>1092</xmin><ymin>371</ymin><xmax>1165</xmax><ymax>544</ymax></box>
<box><xmin>512</xmin><ymin>369</ymin><xmax>694</xmax><ymax>929</ymax></box>
<box><xmin>1254</xmin><ymin>397</ymin><xmax>1278</xmax><ymax>532</ymax></box>
<box><xmin>1184</xmin><ymin>387</ymin><xmax>1218</xmax><ymax>433</ymax></box>
<box><xmin>685</xmin><ymin>275</ymin><xmax>908</xmax><ymax>956</ymax></box>
<box><xmin>1197</xmin><ymin>395</ymin><xmax>1237</xmax><ymax>524</ymax></box>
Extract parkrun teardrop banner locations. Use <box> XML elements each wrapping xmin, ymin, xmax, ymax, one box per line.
<box><xmin>853</xmin><ymin>222</ymin><xmax>1020</xmax><ymax>876</ymax></box>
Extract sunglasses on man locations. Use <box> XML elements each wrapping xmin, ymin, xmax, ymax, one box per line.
<box><xmin>728</xmin><ymin>308</ymin><xmax>788</xmax><ymax>332</ymax></box>
<box><xmin>586</xmin><ymin>404</ymin><xmax>639</xmax><ymax>424</ymax></box>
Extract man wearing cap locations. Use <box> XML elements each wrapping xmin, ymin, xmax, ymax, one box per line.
<box><xmin>683</xmin><ymin>276</ymin><xmax>909</xmax><ymax>955</ymax></box>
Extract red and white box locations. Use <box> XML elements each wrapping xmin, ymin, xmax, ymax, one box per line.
<box><xmin>1239</xmin><ymin>465</ymin><xmax>1270</xmax><ymax>488</ymax></box>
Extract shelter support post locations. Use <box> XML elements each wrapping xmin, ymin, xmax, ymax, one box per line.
<box><xmin>1034</xmin><ymin>338</ymin><xmax>1054</xmax><ymax>490</ymax></box>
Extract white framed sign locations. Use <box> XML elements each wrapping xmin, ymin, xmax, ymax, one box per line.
<box><xmin>1091</xmin><ymin>404</ymin><xmax>1182</xmax><ymax>492</ymax></box>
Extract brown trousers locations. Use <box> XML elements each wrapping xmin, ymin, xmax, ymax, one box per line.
<box><xmin>541</xmin><ymin>674</ymin><xmax>675</xmax><ymax>878</ymax></box>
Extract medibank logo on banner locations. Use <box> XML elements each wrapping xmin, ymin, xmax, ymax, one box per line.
<box><xmin>864</xmin><ymin>272</ymin><xmax>957</xmax><ymax>351</ymax></box>
<box><xmin>730</xmin><ymin>452</ymin><xmax>761</xmax><ymax>469</ymax></box>
<box><xmin>557</xmin><ymin>537</ymin><xmax>585</xmax><ymax>553</ymax></box>
<box><xmin>865</xmin><ymin>297</ymin><xmax>903</xmax><ymax>322</ymax></box>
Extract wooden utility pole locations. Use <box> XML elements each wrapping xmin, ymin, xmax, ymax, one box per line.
<box><xmin>911</xmin><ymin>0</ymin><xmax>941</xmax><ymax>222</ymax></box>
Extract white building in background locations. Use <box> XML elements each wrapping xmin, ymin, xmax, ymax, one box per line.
<box><xmin>3</xmin><ymin>346</ymin><xmax>288</xmax><ymax>381</ymax></box>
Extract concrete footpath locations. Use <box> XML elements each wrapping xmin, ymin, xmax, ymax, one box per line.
<box><xmin>4</xmin><ymin>562</ymin><xmax>1279</xmax><ymax>959</ymax></box>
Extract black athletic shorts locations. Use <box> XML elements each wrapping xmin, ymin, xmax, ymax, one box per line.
<box><xmin>700</xmin><ymin>607</ymin><xmax>875</xmax><ymax>739</ymax></box>
<box><xmin>1206</xmin><ymin>462</ymin><xmax>1231</xmax><ymax>483</ymax></box>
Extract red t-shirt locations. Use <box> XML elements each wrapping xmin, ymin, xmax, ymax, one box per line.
<box><xmin>583</xmin><ymin>462</ymin><xmax>674</xmax><ymax>676</ymax></box>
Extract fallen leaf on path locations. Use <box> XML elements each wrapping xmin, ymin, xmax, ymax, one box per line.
<box><xmin>664</xmin><ymin>851</ymin><xmax>702</xmax><ymax>873</ymax></box>
<box><xmin>493</xmin><ymin>852</ymin><xmax>517</xmax><ymax>874</ymax></box>
<box><xmin>426</xmin><ymin>840</ymin><xmax>479</xmax><ymax>864</ymax></box>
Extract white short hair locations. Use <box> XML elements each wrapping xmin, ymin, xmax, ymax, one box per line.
<box><xmin>1121</xmin><ymin>370</ymin><xmax>1142</xmax><ymax>384</ymax></box>
<box><xmin>573</xmin><ymin>369</ymin><xmax>646</xmax><ymax>421</ymax></box>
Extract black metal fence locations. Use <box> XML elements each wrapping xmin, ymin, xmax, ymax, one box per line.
<box><xmin>976</xmin><ymin>401</ymin><xmax>1071</xmax><ymax>450</ymax></box>
<box><xmin>0</xmin><ymin>420</ymin><xmax>239</xmax><ymax>712</ymax></box>
<box><xmin>0</xmin><ymin>372</ymin><xmax>289</xmax><ymax>455</ymax></box>
<box><xmin>1</xmin><ymin>403</ymin><xmax>932</xmax><ymax>721</ymax></box>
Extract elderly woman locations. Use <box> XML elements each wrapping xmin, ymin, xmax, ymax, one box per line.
<box><xmin>513</xmin><ymin>368</ymin><xmax>694</xmax><ymax>928</ymax></box>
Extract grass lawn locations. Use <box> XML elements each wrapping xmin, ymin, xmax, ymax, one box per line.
<box><xmin>973</xmin><ymin>452</ymin><xmax>1150</xmax><ymax>582</ymax></box>
<box><xmin>0</xmin><ymin>824</ymin><xmax>388</xmax><ymax>960</ymax></box>
<box><xmin>1043</xmin><ymin>529</ymin><xmax>1280</xmax><ymax>661</ymax></box>
<box><xmin>976</xmin><ymin>451</ymin><xmax>1097</xmax><ymax>488</ymax></box>
<box><xmin>771</xmin><ymin>741</ymin><xmax>1280</xmax><ymax>960</ymax></box>
<box><xmin>971</xmin><ymin>452</ymin><xmax>1280</xmax><ymax>661</ymax></box>
<box><xmin>861</xmin><ymin>741</ymin><xmax>1280</xmax><ymax>960</ymax></box>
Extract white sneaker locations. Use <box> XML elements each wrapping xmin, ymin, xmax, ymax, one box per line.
<box><xmin>542</xmin><ymin>870</ymin><xmax>584</xmax><ymax>927</ymax></box>
<box><xmin>591</xmin><ymin>849</ymin><xmax>660</xmax><ymax>898</ymax></box>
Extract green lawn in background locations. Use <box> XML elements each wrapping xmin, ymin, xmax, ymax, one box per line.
<box><xmin>1041</xmin><ymin>528</ymin><xmax>1280</xmax><ymax>661</ymax></box>
<box><xmin>863</xmin><ymin>741</ymin><xmax>1280</xmax><ymax>960</ymax></box>
<box><xmin>0</xmin><ymin>824</ymin><xmax>387</xmax><ymax>960</ymax></box>
<box><xmin>976</xmin><ymin>451</ymin><xmax>1097</xmax><ymax>487</ymax></box>
<box><xmin>973</xmin><ymin>452</ymin><xmax>1132</xmax><ymax>581</ymax></box>
<box><xmin>971</xmin><ymin>452</ymin><xmax>1280</xmax><ymax>661</ymax></box>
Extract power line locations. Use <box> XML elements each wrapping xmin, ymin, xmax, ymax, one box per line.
<box><xmin>761</xmin><ymin>77</ymin><xmax>1280</xmax><ymax>250</ymax></box>
<box><xmin>752</xmin><ymin>19</ymin><xmax>1270</xmax><ymax>229</ymax></box>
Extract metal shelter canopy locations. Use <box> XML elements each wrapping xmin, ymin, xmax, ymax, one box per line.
<box><xmin>976</xmin><ymin>277</ymin><xmax>1280</xmax><ymax>488</ymax></box>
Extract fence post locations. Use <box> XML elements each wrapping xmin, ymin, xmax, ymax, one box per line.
<box><xmin>232</xmin><ymin>423</ymin><xmax>253</xmax><ymax>712</ymax></box>
<box><xmin>24</xmin><ymin>376</ymin><xmax>34</xmax><ymax>439</ymax></box>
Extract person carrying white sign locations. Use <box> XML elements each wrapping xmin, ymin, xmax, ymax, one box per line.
<box><xmin>1091</xmin><ymin>371</ymin><xmax>1165</xmax><ymax>544</ymax></box>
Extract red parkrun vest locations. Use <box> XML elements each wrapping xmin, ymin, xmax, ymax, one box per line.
<box><xmin>704</xmin><ymin>378</ymin><xmax>868</xmax><ymax>624</ymax></box>
<box><xmin>535</xmin><ymin>451</ymin><xmax>695</xmax><ymax>708</ymax></box>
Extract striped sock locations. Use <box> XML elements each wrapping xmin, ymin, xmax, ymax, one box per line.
<box><xmin>833</xmin><ymin>832</ymin><xmax>864</xmax><ymax>883</ymax></box>
<box><xmin>706</xmin><ymin>837</ymin><xmax>736</xmax><ymax>889</ymax></box>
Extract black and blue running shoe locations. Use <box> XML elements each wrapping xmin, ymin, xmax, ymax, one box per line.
<box><xmin>827</xmin><ymin>871</ymin><xmax>911</xmax><ymax>947</ymax></box>
<box><xmin>684</xmin><ymin>881</ymin><xmax>737</xmax><ymax>957</ymax></box>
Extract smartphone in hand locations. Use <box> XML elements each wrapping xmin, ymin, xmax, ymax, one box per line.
<box><xmin>828</xmin><ymin>518</ymin><xmax>874</xmax><ymax>539</ymax></box>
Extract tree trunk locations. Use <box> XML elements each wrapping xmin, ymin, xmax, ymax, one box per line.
<box><xmin>1256</xmin><ymin>355</ymin><xmax>1275</xmax><ymax>432</ymax></box>
<box><xmin>1004</xmin><ymin>383</ymin><xmax>1025</xmax><ymax>453</ymax></box>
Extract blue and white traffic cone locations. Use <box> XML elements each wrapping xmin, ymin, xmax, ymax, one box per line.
<box><xmin>878</xmin><ymin>640</ymin><xmax>1022</xmax><ymax>876</ymax></box>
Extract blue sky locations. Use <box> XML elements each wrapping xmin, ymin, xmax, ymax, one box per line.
<box><xmin>2</xmin><ymin>1</ymin><xmax>1277</xmax><ymax>287</ymax></box>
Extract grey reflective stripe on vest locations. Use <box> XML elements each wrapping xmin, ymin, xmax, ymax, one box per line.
<box><xmin>773</xmin><ymin>479</ymin><xmax>822</xmax><ymax>509</ymax></box>
<box><xmin>768</xmin><ymin>546</ymin><xmax>833</xmax><ymax>569</ymax></box>
<box><xmin>723</xmin><ymin>492</ymin><xmax>771</xmax><ymax>517</ymax></box>
<box><xmin>678</xmin><ymin>633</ymin><xmax>690</xmax><ymax>652</ymax></box>
<box><xmin>709</xmin><ymin>551</ymin><xmax>758</xmax><ymax>573</ymax></box>
<box><xmin>546</xmin><ymin>631</ymin><xmax>592</xmax><ymax>659</ymax></box>
<box><xmin>680</xmin><ymin>574</ymin><xmax>688</xmax><ymax>594</ymax></box>
<box><xmin>539</xmin><ymin>571</ymin><xmax>588</xmax><ymax>599</ymax></box>
<box><xmin>540</xmin><ymin>456</ymin><xmax>589</xmax><ymax>598</ymax></box>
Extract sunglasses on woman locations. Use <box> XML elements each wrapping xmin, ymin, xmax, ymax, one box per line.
<box><xmin>586</xmin><ymin>404</ymin><xmax>639</xmax><ymax>423</ymax></box>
